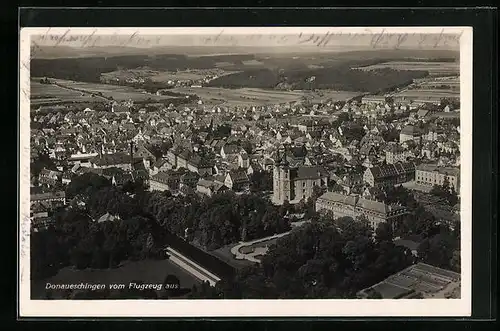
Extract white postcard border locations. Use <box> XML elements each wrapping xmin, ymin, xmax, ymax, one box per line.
<box><xmin>19</xmin><ymin>26</ymin><xmax>473</xmax><ymax>317</ymax></box>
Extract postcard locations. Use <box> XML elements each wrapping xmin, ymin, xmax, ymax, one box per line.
<box><xmin>19</xmin><ymin>26</ymin><xmax>472</xmax><ymax>317</ymax></box>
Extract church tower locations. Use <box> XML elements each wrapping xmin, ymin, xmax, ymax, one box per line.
<box><xmin>273</xmin><ymin>145</ymin><xmax>292</xmax><ymax>205</ymax></box>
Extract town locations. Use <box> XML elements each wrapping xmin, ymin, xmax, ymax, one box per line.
<box><xmin>30</xmin><ymin>48</ymin><xmax>461</xmax><ymax>301</ymax></box>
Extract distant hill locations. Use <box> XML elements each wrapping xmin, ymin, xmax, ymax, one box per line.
<box><xmin>29</xmin><ymin>48</ymin><xmax>459</xmax><ymax>94</ymax></box>
<box><xmin>30</xmin><ymin>45</ymin><xmax>459</xmax><ymax>60</ymax></box>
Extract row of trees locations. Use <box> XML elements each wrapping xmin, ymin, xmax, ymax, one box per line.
<box><xmin>372</xmin><ymin>185</ymin><xmax>460</xmax><ymax>272</ymax></box>
<box><xmin>189</xmin><ymin>205</ymin><xmax>460</xmax><ymax>299</ymax></box>
<box><xmin>31</xmin><ymin>175</ymin><xmax>165</xmax><ymax>281</ymax></box>
<box><xmin>31</xmin><ymin>54</ymin><xmax>256</xmax><ymax>84</ymax></box>
<box><xmin>141</xmin><ymin>190</ymin><xmax>291</xmax><ymax>250</ymax></box>
<box><xmin>429</xmin><ymin>177</ymin><xmax>459</xmax><ymax>206</ymax></box>
<box><xmin>35</xmin><ymin>171</ymin><xmax>292</xmax><ymax>282</ymax></box>
<box><xmin>34</xmin><ymin>171</ymin><xmax>460</xmax><ymax>299</ymax></box>
<box><xmin>206</xmin><ymin>66</ymin><xmax>429</xmax><ymax>93</ymax></box>
<box><xmin>200</xmin><ymin>216</ymin><xmax>415</xmax><ymax>299</ymax></box>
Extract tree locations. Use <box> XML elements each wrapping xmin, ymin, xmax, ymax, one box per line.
<box><xmin>450</xmin><ymin>249</ymin><xmax>461</xmax><ymax>272</ymax></box>
<box><xmin>249</xmin><ymin>171</ymin><xmax>273</xmax><ymax>192</ymax></box>
<box><xmin>229</xmin><ymin>218</ymin><xmax>414</xmax><ymax>299</ymax></box>
<box><xmin>335</xmin><ymin>216</ymin><xmax>373</xmax><ymax>241</ymax></box>
<box><xmin>30</xmin><ymin>151</ymin><xmax>57</xmax><ymax>178</ymax></box>
<box><xmin>66</xmin><ymin>173</ymin><xmax>111</xmax><ymax>199</ymax></box>
<box><xmin>343</xmin><ymin>126</ymin><xmax>366</xmax><ymax>142</ymax></box>
<box><xmin>414</xmin><ymin>208</ymin><xmax>439</xmax><ymax>238</ymax></box>
<box><xmin>429</xmin><ymin>177</ymin><xmax>458</xmax><ymax>206</ymax></box>
<box><xmin>375</xmin><ymin>222</ymin><xmax>394</xmax><ymax>243</ymax></box>
<box><xmin>311</xmin><ymin>185</ymin><xmax>326</xmax><ymax>202</ymax></box>
<box><xmin>417</xmin><ymin>232</ymin><xmax>456</xmax><ymax>269</ymax></box>
<box><xmin>337</xmin><ymin>112</ymin><xmax>350</xmax><ymax>123</ymax></box>
<box><xmin>381</xmin><ymin>128</ymin><xmax>399</xmax><ymax>142</ymax></box>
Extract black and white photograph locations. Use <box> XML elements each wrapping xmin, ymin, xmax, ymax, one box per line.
<box><xmin>19</xmin><ymin>27</ymin><xmax>472</xmax><ymax>317</ymax></box>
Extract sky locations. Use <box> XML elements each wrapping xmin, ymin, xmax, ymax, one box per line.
<box><xmin>28</xmin><ymin>28</ymin><xmax>463</xmax><ymax>50</ymax></box>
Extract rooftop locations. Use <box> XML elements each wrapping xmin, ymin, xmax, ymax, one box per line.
<box><xmin>317</xmin><ymin>192</ymin><xmax>406</xmax><ymax>215</ymax></box>
<box><xmin>369</xmin><ymin>162</ymin><xmax>416</xmax><ymax>179</ymax></box>
<box><xmin>400</xmin><ymin>125</ymin><xmax>422</xmax><ymax>136</ymax></box>
<box><xmin>416</xmin><ymin>163</ymin><xmax>460</xmax><ymax>177</ymax></box>
<box><xmin>357</xmin><ymin>262</ymin><xmax>461</xmax><ymax>299</ymax></box>
<box><xmin>291</xmin><ymin>166</ymin><xmax>329</xmax><ymax>180</ymax></box>
<box><xmin>31</xmin><ymin>191</ymin><xmax>66</xmax><ymax>201</ymax></box>
<box><xmin>90</xmin><ymin>152</ymin><xmax>131</xmax><ymax>166</ymax></box>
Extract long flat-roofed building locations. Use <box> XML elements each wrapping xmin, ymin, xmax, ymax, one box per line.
<box><xmin>30</xmin><ymin>191</ymin><xmax>66</xmax><ymax>205</ymax></box>
<box><xmin>315</xmin><ymin>191</ymin><xmax>408</xmax><ymax>230</ymax></box>
<box><xmin>357</xmin><ymin>262</ymin><xmax>461</xmax><ymax>299</ymax></box>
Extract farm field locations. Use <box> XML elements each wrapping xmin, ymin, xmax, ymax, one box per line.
<box><xmin>171</xmin><ymin>87</ymin><xmax>305</xmax><ymax>106</ymax></box>
<box><xmin>306</xmin><ymin>90</ymin><xmax>363</xmax><ymax>103</ymax></box>
<box><xmin>241</xmin><ymin>59</ymin><xmax>265</xmax><ymax>66</ymax></box>
<box><xmin>171</xmin><ymin>87</ymin><xmax>361</xmax><ymax>106</ymax></box>
<box><xmin>392</xmin><ymin>89</ymin><xmax>459</xmax><ymax>103</ymax></box>
<box><xmin>31</xmin><ymin>258</ymin><xmax>201</xmax><ymax>299</ymax></box>
<box><xmin>411</xmin><ymin>76</ymin><xmax>460</xmax><ymax>93</ymax></box>
<box><xmin>390</xmin><ymin>75</ymin><xmax>460</xmax><ymax>104</ymax></box>
<box><xmin>31</xmin><ymin>80</ymin><xmax>103</xmax><ymax>106</ymax></box>
<box><xmin>355</xmin><ymin>61</ymin><xmax>459</xmax><ymax>76</ymax></box>
<box><xmin>100</xmin><ymin>68</ymin><xmax>240</xmax><ymax>83</ymax></box>
<box><xmin>51</xmin><ymin>78</ymin><xmax>187</xmax><ymax>102</ymax></box>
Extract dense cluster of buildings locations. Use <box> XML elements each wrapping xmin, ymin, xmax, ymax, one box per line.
<box><xmin>30</xmin><ymin>89</ymin><xmax>461</xmax><ymax>233</ymax></box>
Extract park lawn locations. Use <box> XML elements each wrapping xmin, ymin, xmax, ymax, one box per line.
<box><xmin>210</xmin><ymin>244</ymin><xmax>255</xmax><ymax>269</ymax></box>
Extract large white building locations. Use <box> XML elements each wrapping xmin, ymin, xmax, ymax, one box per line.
<box><xmin>415</xmin><ymin>163</ymin><xmax>460</xmax><ymax>192</ymax></box>
<box><xmin>315</xmin><ymin>191</ymin><xmax>408</xmax><ymax>230</ymax></box>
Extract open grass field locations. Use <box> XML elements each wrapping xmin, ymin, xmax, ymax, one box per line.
<box><xmin>150</xmin><ymin>71</ymin><xmax>206</xmax><ymax>81</ymax></box>
<box><xmin>171</xmin><ymin>87</ymin><xmax>361</xmax><ymax>106</ymax></box>
<box><xmin>416</xmin><ymin>81</ymin><xmax>460</xmax><ymax>90</ymax></box>
<box><xmin>51</xmin><ymin>78</ymin><xmax>187</xmax><ymax>102</ymax></box>
<box><xmin>31</xmin><ymin>258</ymin><xmax>201</xmax><ymax>299</ymax></box>
<box><xmin>101</xmin><ymin>68</ymin><xmax>242</xmax><ymax>84</ymax></box>
<box><xmin>306</xmin><ymin>90</ymin><xmax>363</xmax><ymax>103</ymax></box>
<box><xmin>31</xmin><ymin>80</ymin><xmax>103</xmax><ymax>106</ymax></box>
<box><xmin>241</xmin><ymin>59</ymin><xmax>265</xmax><ymax>66</ymax></box>
<box><xmin>392</xmin><ymin>89</ymin><xmax>459</xmax><ymax>103</ymax></box>
<box><xmin>355</xmin><ymin>61</ymin><xmax>459</xmax><ymax>76</ymax></box>
<box><xmin>102</xmin><ymin>69</ymin><xmax>207</xmax><ymax>82</ymax></box>
<box><xmin>390</xmin><ymin>74</ymin><xmax>460</xmax><ymax>104</ymax></box>
<box><xmin>171</xmin><ymin>87</ymin><xmax>305</xmax><ymax>106</ymax></box>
